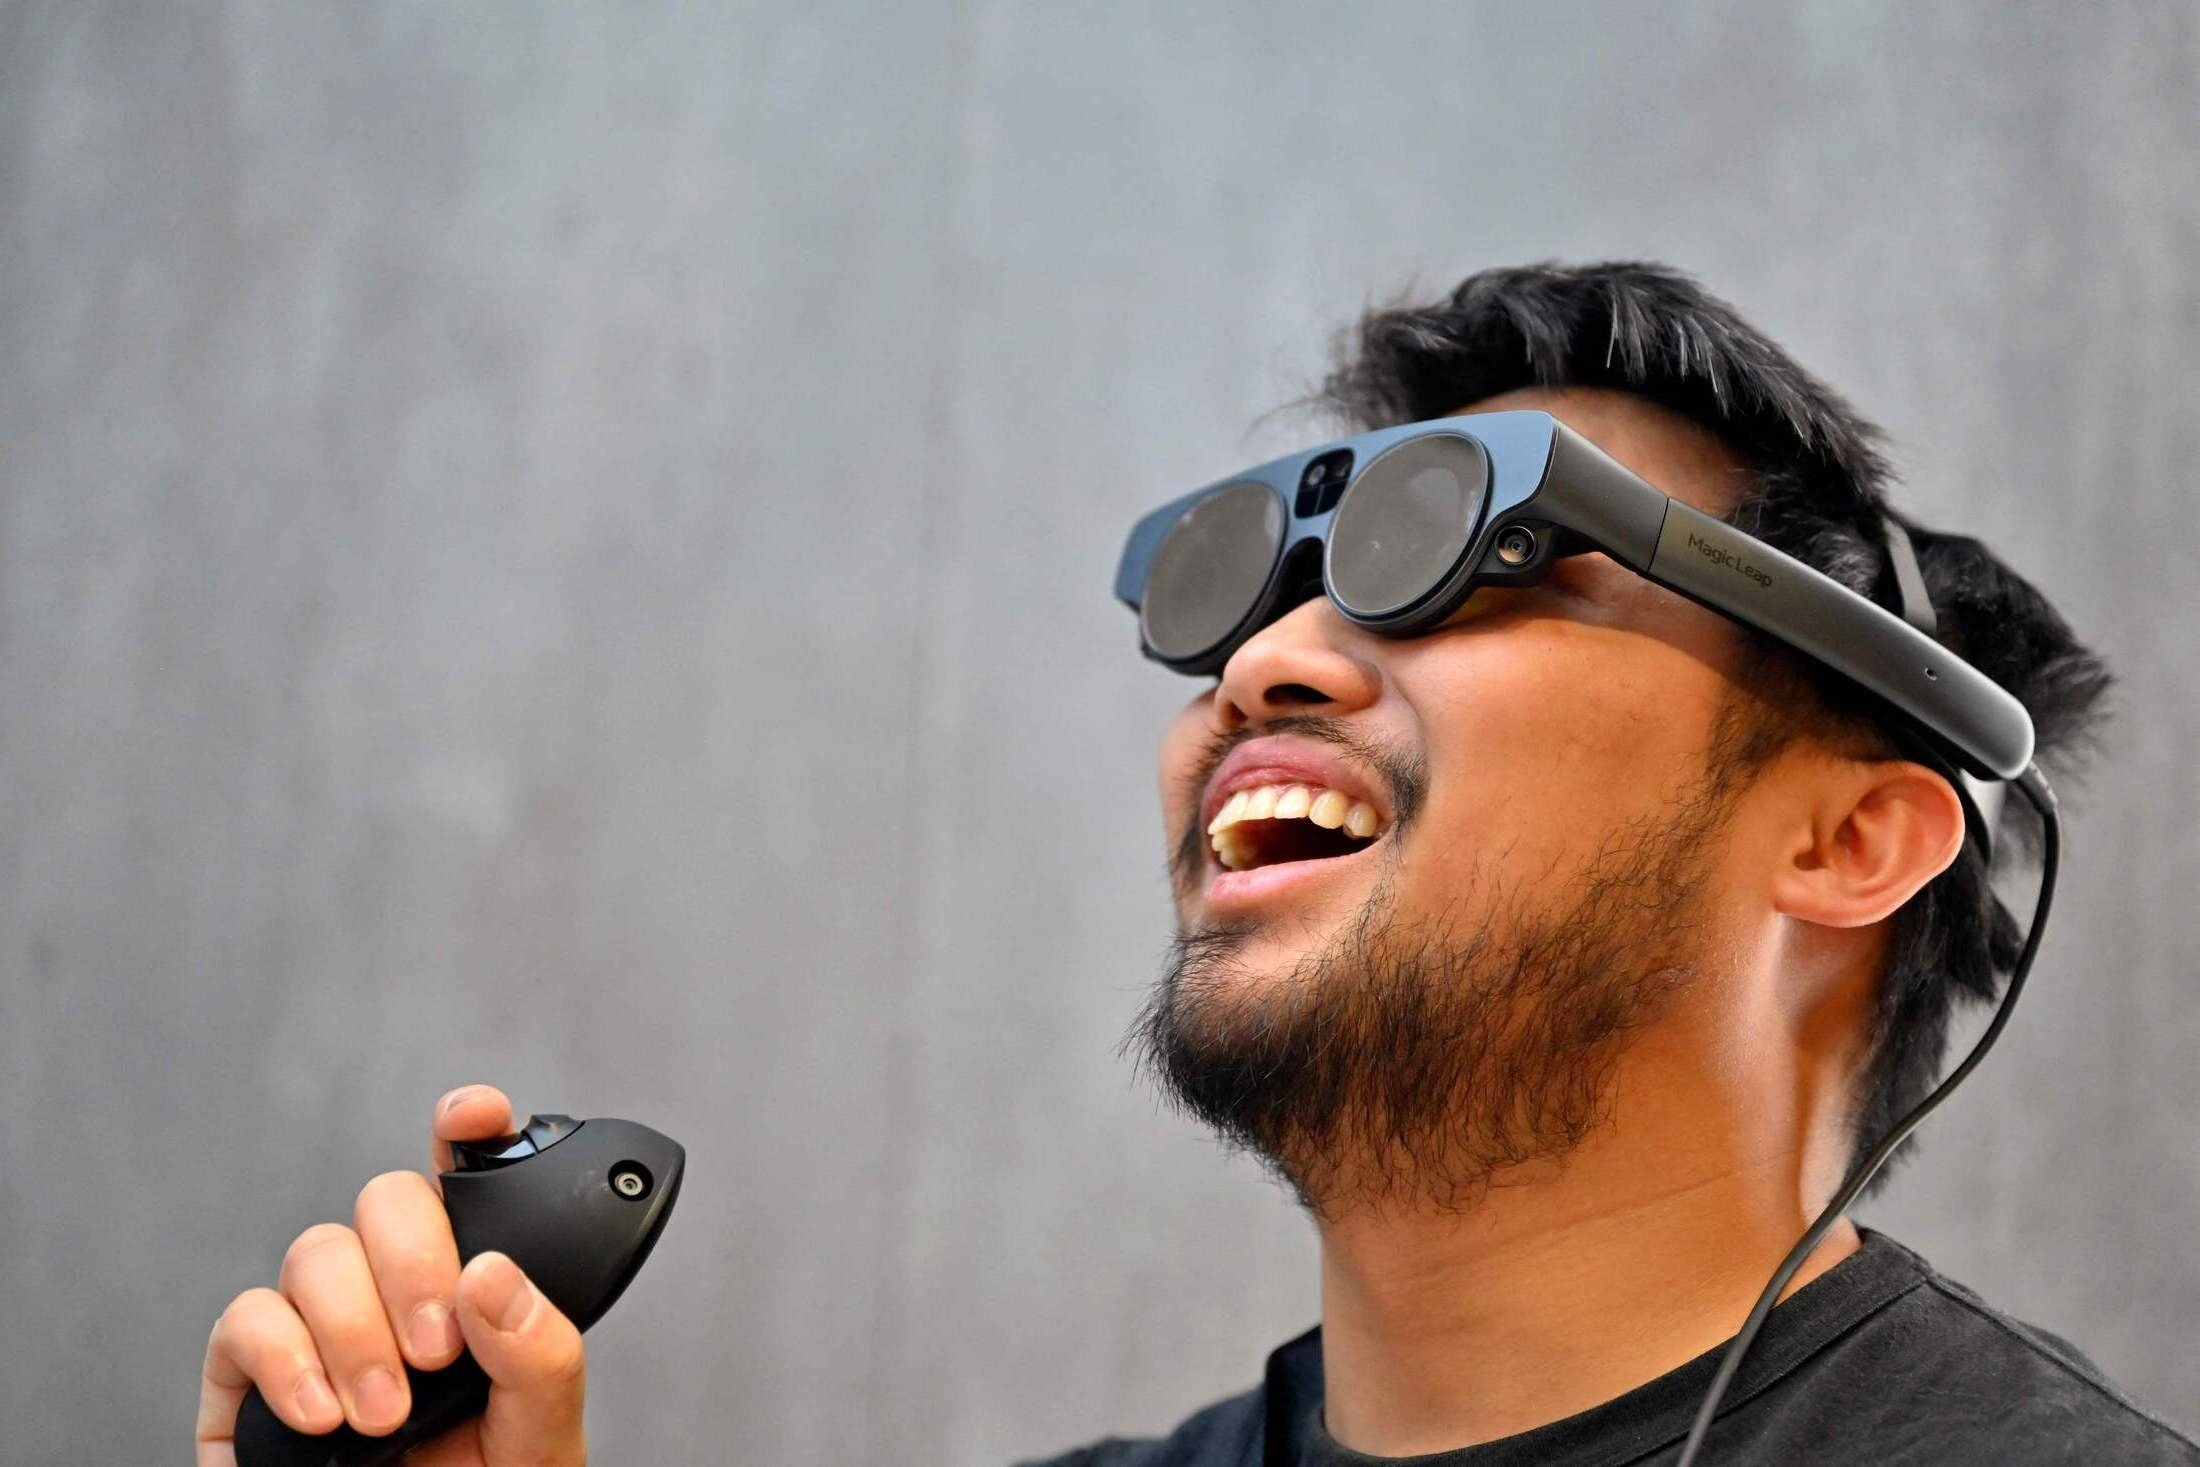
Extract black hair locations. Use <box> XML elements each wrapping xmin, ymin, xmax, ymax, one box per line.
<box><xmin>1315</xmin><ymin>260</ymin><xmax>2112</xmax><ymax>1196</ymax></box>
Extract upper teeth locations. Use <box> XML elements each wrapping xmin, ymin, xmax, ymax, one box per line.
<box><xmin>1207</xmin><ymin>782</ymin><xmax>1385</xmax><ymax>871</ymax></box>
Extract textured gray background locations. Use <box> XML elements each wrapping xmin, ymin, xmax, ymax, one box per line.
<box><xmin>2</xmin><ymin>3</ymin><xmax>2195</xmax><ymax>1462</ymax></box>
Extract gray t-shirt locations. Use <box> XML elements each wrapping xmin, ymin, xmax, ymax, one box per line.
<box><xmin>1020</xmin><ymin>1227</ymin><xmax>2198</xmax><ymax>1466</ymax></box>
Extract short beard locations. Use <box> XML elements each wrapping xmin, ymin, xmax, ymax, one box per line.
<box><xmin>1126</xmin><ymin>736</ymin><xmax>1757</xmax><ymax>1222</ymax></box>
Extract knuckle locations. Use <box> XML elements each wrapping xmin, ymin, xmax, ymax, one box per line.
<box><xmin>540</xmin><ymin>1332</ymin><xmax>587</xmax><ymax>1393</ymax></box>
<box><xmin>287</xmin><ymin>1221</ymin><xmax>357</xmax><ymax>1261</ymax></box>
<box><xmin>210</xmin><ymin>1289</ymin><xmax>304</xmax><ymax>1374</ymax></box>
<box><xmin>309</xmin><ymin>1296</ymin><xmax>388</xmax><ymax>1349</ymax></box>
<box><xmin>281</xmin><ymin>1222</ymin><xmax>357</xmax><ymax>1279</ymax></box>
<box><xmin>377</xmin><ymin>1242</ymin><xmax>449</xmax><ymax>1295</ymax></box>
<box><xmin>355</xmin><ymin>1169</ymin><xmax>426</xmax><ymax>1217</ymax></box>
<box><xmin>221</xmin><ymin>1285</ymin><xmax>285</xmax><ymax>1329</ymax></box>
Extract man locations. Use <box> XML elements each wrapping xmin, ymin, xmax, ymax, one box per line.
<box><xmin>195</xmin><ymin>264</ymin><xmax>2198</xmax><ymax>1465</ymax></box>
<box><xmin>1018</xmin><ymin>263</ymin><xmax>2195</xmax><ymax>1465</ymax></box>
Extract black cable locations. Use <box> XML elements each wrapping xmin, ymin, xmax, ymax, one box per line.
<box><xmin>1672</xmin><ymin>763</ymin><xmax>2062</xmax><ymax>1467</ymax></box>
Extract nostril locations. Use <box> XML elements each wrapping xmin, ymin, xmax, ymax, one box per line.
<box><xmin>1265</xmin><ymin>682</ymin><xmax>1331</xmax><ymax>706</ymax></box>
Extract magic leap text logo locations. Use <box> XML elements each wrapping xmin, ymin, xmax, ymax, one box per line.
<box><xmin>1686</xmin><ymin>532</ymin><xmax>1773</xmax><ymax>588</ymax></box>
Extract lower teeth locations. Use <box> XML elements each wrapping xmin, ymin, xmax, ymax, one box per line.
<box><xmin>1213</xmin><ymin>834</ymin><xmax>1373</xmax><ymax>872</ymax></box>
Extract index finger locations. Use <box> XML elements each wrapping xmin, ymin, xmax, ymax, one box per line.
<box><xmin>430</xmin><ymin>1085</ymin><xmax>515</xmax><ymax>1176</ymax></box>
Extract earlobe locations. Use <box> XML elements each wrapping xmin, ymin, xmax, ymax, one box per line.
<box><xmin>1772</xmin><ymin>760</ymin><xmax>1967</xmax><ymax>930</ymax></box>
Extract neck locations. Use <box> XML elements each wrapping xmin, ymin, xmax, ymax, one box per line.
<box><xmin>1314</xmin><ymin>1024</ymin><xmax>1863</xmax><ymax>1456</ymax></box>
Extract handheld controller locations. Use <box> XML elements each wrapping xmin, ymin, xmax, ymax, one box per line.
<box><xmin>233</xmin><ymin>1114</ymin><xmax>686</xmax><ymax>1467</ymax></box>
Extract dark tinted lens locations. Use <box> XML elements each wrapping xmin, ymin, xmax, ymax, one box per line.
<box><xmin>1140</xmin><ymin>481</ymin><xmax>1285</xmax><ymax>663</ymax></box>
<box><xmin>1326</xmin><ymin>434</ymin><xmax>1490</xmax><ymax>618</ymax></box>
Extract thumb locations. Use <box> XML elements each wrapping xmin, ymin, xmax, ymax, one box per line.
<box><xmin>454</xmin><ymin>1252</ymin><xmax>587</xmax><ymax>1467</ymax></box>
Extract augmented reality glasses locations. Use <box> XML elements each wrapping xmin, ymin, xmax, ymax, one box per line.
<box><xmin>1116</xmin><ymin>409</ymin><xmax>2031</xmax><ymax>844</ymax></box>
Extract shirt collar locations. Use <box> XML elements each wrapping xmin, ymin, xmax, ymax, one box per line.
<box><xmin>1255</xmin><ymin>1226</ymin><xmax>1930</xmax><ymax>1467</ymax></box>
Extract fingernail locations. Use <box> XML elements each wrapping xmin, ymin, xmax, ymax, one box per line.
<box><xmin>439</xmin><ymin>1086</ymin><xmax>481</xmax><ymax>1117</ymax></box>
<box><xmin>410</xmin><ymin>1299</ymin><xmax>462</xmax><ymax>1362</ymax></box>
<box><xmin>474</xmin><ymin>1252</ymin><xmax>538</xmax><ymax>1334</ymax></box>
<box><xmin>293</xmin><ymin>1369</ymin><xmax>339</xmax><ymax>1425</ymax></box>
<box><xmin>352</xmin><ymin>1365</ymin><xmax>407</xmax><ymax>1430</ymax></box>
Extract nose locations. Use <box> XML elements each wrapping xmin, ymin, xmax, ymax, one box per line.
<box><xmin>1212</xmin><ymin>592</ymin><xmax>1383</xmax><ymax>731</ymax></box>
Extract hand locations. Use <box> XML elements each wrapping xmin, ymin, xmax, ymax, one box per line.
<box><xmin>195</xmin><ymin>1085</ymin><xmax>589</xmax><ymax>1466</ymax></box>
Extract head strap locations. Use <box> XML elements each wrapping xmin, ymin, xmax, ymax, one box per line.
<box><xmin>1880</xmin><ymin>513</ymin><xmax>1938</xmax><ymax>639</ymax></box>
<box><xmin>1878</xmin><ymin>511</ymin><xmax>2007</xmax><ymax>860</ymax></box>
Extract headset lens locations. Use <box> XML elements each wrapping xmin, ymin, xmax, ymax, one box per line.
<box><xmin>1326</xmin><ymin>434</ymin><xmax>1491</xmax><ymax>619</ymax></box>
<box><xmin>1140</xmin><ymin>481</ymin><xmax>1286</xmax><ymax>663</ymax></box>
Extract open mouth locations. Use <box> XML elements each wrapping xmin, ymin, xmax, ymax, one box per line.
<box><xmin>1206</xmin><ymin>782</ymin><xmax>1387</xmax><ymax>873</ymax></box>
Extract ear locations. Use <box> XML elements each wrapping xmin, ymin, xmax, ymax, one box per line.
<box><xmin>1771</xmin><ymin>759</ymin><xmax>1967</xmax><ymax>929</ymax></box>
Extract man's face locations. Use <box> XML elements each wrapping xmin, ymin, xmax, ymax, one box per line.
<box><xmin>1135</xmin><ymin>386</ymin><xmax>1777</xmax><ymax>1216</ymax></box>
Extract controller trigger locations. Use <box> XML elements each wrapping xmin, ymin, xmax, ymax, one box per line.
<box><xmin>522</xmin><ymin>1113</ymin><xmax>582</xmax><ymax>1151</ymax></box>
<box><xmin>448</xmin><ymin>1133</ymin><xmax>534</xmax><ymax>1172</ymax></box>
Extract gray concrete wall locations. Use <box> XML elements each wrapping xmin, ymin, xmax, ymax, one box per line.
<box><xmin>2</xmin><ymin>3</ymin><xmax>2194</xmax><ymax>1461</ymax></box>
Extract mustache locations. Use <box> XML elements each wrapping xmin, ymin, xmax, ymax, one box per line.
<box><xmin>1169</xmin><ymin>714</ymin><xmax>1429</xmax><ymax>893</ymax></box>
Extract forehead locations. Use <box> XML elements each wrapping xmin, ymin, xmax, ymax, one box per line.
<box><xmin>1452</xmin><ymin>385</ymin><xmax>1751</xmax><ymax>519</ymax></box>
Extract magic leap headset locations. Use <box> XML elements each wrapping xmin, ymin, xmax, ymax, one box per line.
<box><xmin>1115</xmin><ymin>410</ymin><xmax>2062</xmax><ymax>1465</ymax></box>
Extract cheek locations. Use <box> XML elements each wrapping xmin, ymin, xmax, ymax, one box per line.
<box><xmin>1398</xmin><ymin>623</ymin><xmax>1725</xmax><ymax>886</ymax></box>
<box><xmin>1155</xmin><ymin>692</ymin><xmax>1215</xmax><ymax>827</ymax></box>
